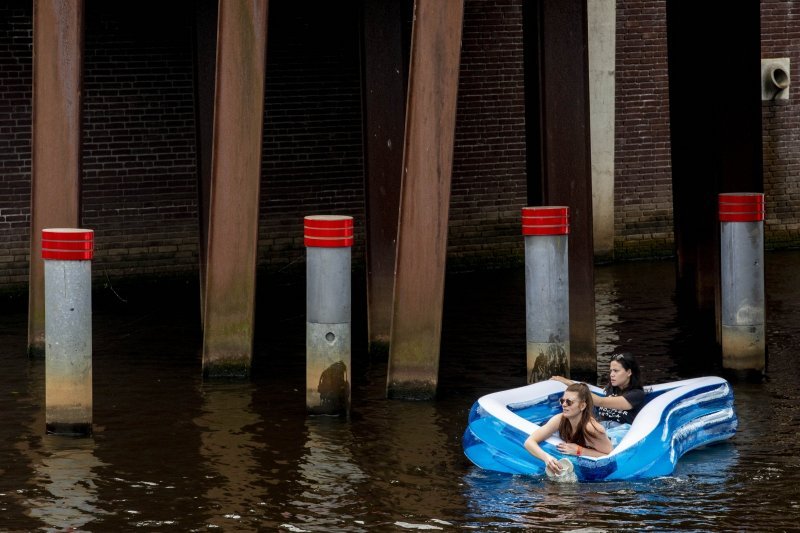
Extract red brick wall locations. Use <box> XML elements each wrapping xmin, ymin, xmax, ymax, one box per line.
<box><xmin>761</xmin><ymin>0</ymin><xmax>800</xmax><ymax>249</ymax></box>
<box><xmin>450</xmin><ymin>0</ymin><xmax>528</xmax><ymax>268</ymax></box>
<box><xmin>259</xmin><ymin>1</ymin><xmax>366</xmax><ymax>271</ymax></box>
<box><xmin>3</xmin><ymin>1</ymin><xmax>800</xmax><ymax>292</ymax></box>
<box><xmin>614</xmin><ymin>0</ymin><xmax>674</xmax><ymax>259</ymax></box>
<box><xmin>82</xmin><ymin>2</ymin><xmax>199</xmax><ymax>279</ymax></box>
<box><xmin>0</xmin><ymin>1</ymin><xmax>32</xmax><ymax>287</ymax></box>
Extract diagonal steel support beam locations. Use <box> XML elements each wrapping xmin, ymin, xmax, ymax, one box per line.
<box><xmin>525</xmin><ymin>0</ymin><xmax>597</xmax><ymax>381</ymax></box>
<box><xmin>361</xmin><ymin>0</ymin><xmax>407</xmax><ymax>355</ymax></box>
<box><xmin>193</xmin><ymin>0</ymin><xmax>218</xmax><ymax>326</ymax></box>
<box><xmin>28</xmin><ymin>0</ymin><xmax>84</xmax><ymax>357</ymax></box>
<box><xmin>386</xmin><ymin>0</ymin><xmax>464</xmax><ymax>399</ymax></box>
<box><xmin>202</xmin><ymin>0</ymin><xmax>268</xmax><ymax>378</ymax></box>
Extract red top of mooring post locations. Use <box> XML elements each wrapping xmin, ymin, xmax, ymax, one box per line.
<box><xmin>521</xmin><ymin>206</ymin><xmax>569</xmax><ymax>236</ymax></box>
<box><xmin>42</xmin><ymin>228</ymin><xmax>94</xmax><ymax>260</ymax></box>
<box><xmin>304</xmin><ymin>215</ymin><xmax>354</xmax><ymax>247</ymax></box>
<box><xmin>718</xmin><ymin>193</ymin><xmax>765</xmax><ymax>222</ymax></box>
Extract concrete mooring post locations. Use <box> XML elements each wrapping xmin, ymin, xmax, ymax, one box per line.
<box><xmin>42</xmin><ymin>228</ymin><xmax>93</xmax><ymax>436</ymax></box>
<box><xmin>719</xmin><ymin>193</ymin><xmax>766</xmax><ymax>377</ymax></box>
<box><xmin>523</xmin><ymin>207</ymin><xmax>570</xmax><ymax>383</ymax></box>
<box><xmin>305</xmin><ymin>215</ymin><xmax>353</xmax><ymax>416</ymax></box>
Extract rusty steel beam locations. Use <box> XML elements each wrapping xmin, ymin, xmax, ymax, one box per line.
<box><xmin>202</xmin><ymin>0</ymin><xmax>268</xmax><ymax>378</ymax></box>
<box><xmin>193</xmin><ymin>0</ymin><xmax>218</xmax><ymax>325</ymax></box>
<box><xmin>666</xmin><ymin>0</ymin><xmax>763</xmax><ymax>361</ymax></box>
<box><xmin>28</xmin><ymin>0</ymin><xmax>84</xmax><ymax>357</ymax></box>
<box><xmin>361</xmin><ymin>0</ymin><xmax>407</xmax><ymax>355</ymax></box>
<box><xmin>386</xmin><ymin>0</ymin><xmax>464</xmax><ymax>399</ymax></box>
<box><xmin>535</xmin><ymin>0</ymin><xmax>597</xmax><ymax>380</ymax></box>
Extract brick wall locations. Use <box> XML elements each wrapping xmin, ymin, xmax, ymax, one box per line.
<box><xmin>614</xmin><ymin>0</ymin><xmax>674</xmax><ymax>259</ymax></box>
<box><xmin>450</xmin><ymin>0</ymin><xmax>528</xmax><ymax>269</ymax></box>
<box><xmin>82</xmin><ymin>1</ymin><xmax>199</xmax><ymax>280</ymax></box>
<box><xmin>3</xmin><ymin>1</ymin><xmax>800</xmax><ymax>292</ymax></box>
<box><xmin>761</xmin><ymin>0</ymin><xmax>800</xmax><ymax>249</ymax></box>
<box><xmin>259</xmin><ymin>1</ymin><xmax>366</xmax><ymax>272</ymax></box>
<box><xmin>0</xmin><ymin>1</ymin><xmax>32</xmax><ymax>287</ymax></box>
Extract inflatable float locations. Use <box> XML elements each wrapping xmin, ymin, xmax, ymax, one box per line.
<box><xmin>463</xmin><ymin>376</ymin><xmax>737</xmax><ymax>481</ymax></box>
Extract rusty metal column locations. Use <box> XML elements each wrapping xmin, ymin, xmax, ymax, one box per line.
<box><xmin>202</xmin><ymin>0</ymin><xmax>268</xmax><ymax>378</ymax></box>
<box><xmin>386</xmin><ymin>0</ymin><xmax>464</xmax><ymax>400</ymax></box>
<box><xmin>28</xmin><ymin>0</ymin><xmax>84</xmax><ymax>357</ymax></box>
<box><xmin>193</xmin><ymin>0</ymin><xmax>218</xmax><ymax>325</ymax></box>
<box><xmin>537</xmin><ymin>0</ymin><xmax>596</xmax><ymax>381</ymax></box>
<box><xmin>362</xmin><ymin>0</ymin><xmax>407</xmax><ymax>355</ymax></box>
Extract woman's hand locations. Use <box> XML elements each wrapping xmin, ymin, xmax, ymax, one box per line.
<box><xmin>550</xmin><ymin>375</ymin><xmax>572</xmax><ymax>386</ymax></box>
<box><xmin>556</xmin><ymin>442</ymin><xmax>581</xmax><ymax>455</ymax></box>
<box><xmin>544</xmin><ymin>454</ymin><xmax>562</xmax><ymax>473</ymax></box>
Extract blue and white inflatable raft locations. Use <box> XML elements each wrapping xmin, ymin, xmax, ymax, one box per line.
<box><xmin>463</xmin><ymin>376</ymin><xmax>737</xmax><ymax>481</ymax></box>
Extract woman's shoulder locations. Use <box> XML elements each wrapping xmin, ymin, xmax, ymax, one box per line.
<box><xmin>586</xmin><ymin>417</ymin><xmax>606</xmax><ymax>434</ymax></box>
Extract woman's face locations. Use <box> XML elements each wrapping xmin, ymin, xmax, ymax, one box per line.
<box><xmin>559</xmin><ymin>392</ymin><xmax>584</xmax><ymax>416</ymax></box>
<box><xmin>609</xmin><ymin>361</ymin><xmax>632</xmax><ymax>389</ymax></box>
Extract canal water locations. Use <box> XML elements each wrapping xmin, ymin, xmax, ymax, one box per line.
<box><xmin>0</xmin><ymin>252</ymin><xmax>798</xmax><ymax>531</ymax></box>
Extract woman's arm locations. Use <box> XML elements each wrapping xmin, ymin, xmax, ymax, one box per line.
<box><xmin>557</xmin><ymin>419</ymin><xmax>613</xmax><ymax>456</ymax></box>
<box><xmin>523</xmin><ymin>414</ymin><xmax>564</xmax><ymax>472</ymax></box>
<box><xmin>594</xmin><ymin>394</ymin><xmax>633</xmax><ymax>410</ymax></box>
<box><xmin>551</xmin><ymin>376</ymin><xmax>612</xmax><ymax>408</ymax></box>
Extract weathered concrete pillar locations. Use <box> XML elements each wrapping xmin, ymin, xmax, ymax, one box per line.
<box><xmin>588</xmin><ymin>0</ymin><xmax>615</xmax><ymax>262</ymax></box>
<box><xmin>523</xmin><ymin>207</ymin><xmax>570</xmax><ymax>383</ymax></box>
<box><xmin>386</xmin><ymin>0</ymin><xmax>464</xmax><ymax>400</ymax></box>
<box><xmin>305</xmin><ymin>216</ymin><xmax>353</xmax><ymax>416</ymax></box>
<box><xmin>42</xmin><ymin>228</ymin><xmax>93</xmax><ymax>436</ymax></box>
<box><xmin>719</xmin><ymin>193</ymin><xmax>765</xmax><ymax>377</ymax></box>
<box><xmin>201</xmin><ymin>0</ymin><xmax>268</xmax><ymax>378</ymax></box>
<box><xmin>28</xmin><ymin>0</ymin><xmax>84</xmax><ymax>357</ymax></box>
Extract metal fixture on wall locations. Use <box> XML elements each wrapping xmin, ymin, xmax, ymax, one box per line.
<box><xmin>761</xmin><ymin>58</ymin><xmax>790</xmax><ymax>100</ymax></box>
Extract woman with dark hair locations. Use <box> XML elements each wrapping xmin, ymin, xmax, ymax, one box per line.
<box><xmin>552</xmin><ymin>352</ymin><xmax>646</xmax><ymax>429</ymax></box>
<box><xmin>523</xmin><ymin>383</ymin><xmax>612</xmax><ymax>474</ymax></box>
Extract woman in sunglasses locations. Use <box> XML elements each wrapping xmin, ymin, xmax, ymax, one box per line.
<box><xmin>552</xmin><ymin>352</ymin><xmax>645</xmax><ymax>436</ymax></box>
<box><xmin>523</xmin><ymin>383</ymin><xmax>612</xmax><ymax>474</ymax></box>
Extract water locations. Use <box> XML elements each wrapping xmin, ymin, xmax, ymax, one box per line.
<box><xmin>0</xmin><ymin>252</ymin><xmax>799</xmax><ymax>531</ymax></box>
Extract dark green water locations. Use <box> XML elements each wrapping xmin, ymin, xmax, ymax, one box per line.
<box><xmin>0</xmin><ymin>252</ymin><xmax>798</xmax><ymax>531</ymax></box>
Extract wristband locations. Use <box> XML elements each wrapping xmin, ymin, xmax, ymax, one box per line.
<box><xmin>577</xmin><ymin>445</ymin><xmax>582</xmax><ymax>456</ymax></box>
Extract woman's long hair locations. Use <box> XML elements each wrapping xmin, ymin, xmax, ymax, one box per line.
<box><xmin>604</xmin><ymin>352</ymin><xmax>643</xmax><ymax>395</ymax></box>
<box><xmin>558</xmin><ymin>383</ymin><xmax>596</xmax><ymax>446</ymax></box>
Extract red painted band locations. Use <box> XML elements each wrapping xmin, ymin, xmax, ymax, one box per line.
<box><xmin>522</xmin><ymin>206</ymin><xmax>569</xmax><ymax>218</ymax></box>
<box><xmin>42</xmin><ymin>239</ymin><xmax>94</xmax><ymax>251</ymax></box>
<box><xmin>304</xmin><ymin>236</ymin><xmax>354</xmax><ymax>248</ymax></box>
<box><xmin>303</xmin><ymin>216</ymin><xmax>353</xmax><ymax>230</ymax></box>
<box><xmin>42</xmin><ymin>229</ymin><xmax>94</xmax><ymax>260</ymax></box>
<box><xmin>718</xmin><ymin>193</ymin><xmax>764</xmax><ymax>204</ymax></box>
<box><xmin>522</xmin><ymin>206</ymin><xmax>569</xmax><ymax>235</ymax></box>
<box><xmin>719</xmin><ymin>213</ymin><xmax>765</xmax><ymax>223</ymax></box>
<box><xmin>42</xmin><ymin>229</ymin><xmax>94</xmax><ymax>241</ymax></box>
<box><xmin>522</xmin><ymin>215</ymin><xmax>569</xmax><ymax>226</ymax></box>
<box><xmin>719</xmin><ymin>193</ymin><xmax>765</xmax><ymax>222</ymax></box>
<box><xmin>523</xmin><ymin>225</ymin><xmax>570</xmax><ymax>236</ymax></box>
<box><xmin>303</xmin><ymin>227</ymin><xmax>354</xmax><ymax>239</ymax></box>
<box><xmin>42</xmin><ymin>250</ymin><xmax>93</xmax><ymax>260</ymax></box>
<box><xmin>718</xmin><ymin>202</ymin><xmax>764</xmax><ymax>214</ymax></box>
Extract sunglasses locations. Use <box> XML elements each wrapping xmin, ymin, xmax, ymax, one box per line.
<box><xmin>612</xmin><ymin>354</ymin><xmax>626</xmax><ymax>361</ymax></box>
<box><xmin>559</xmin><ymin>398</ymin><xmax>576</xmax><ymax>406</ymax></box>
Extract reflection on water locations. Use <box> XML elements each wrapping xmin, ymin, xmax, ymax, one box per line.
<box><xmin>0</xmin><ymin>253</ymin><xmax>797</xmax><ymax>530</ymax></box>
<box><xmin>194</xmin><ymin>383</ymin><xmax>265</xmax><ymax>531</ymax></box>
<box><xmin>26</xmin><ymin>437</ymin><xmax>106</xmax><ymax>531</ymax></box>
<box><xmin>14</xmin><ymin>359</ymin><xmax>106</xmax><ymax>531</ymax></box>
<box><xmin>289</xmin><ymin>418</ymin><xmax>367</xmax><ymax>531</ymax></box>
